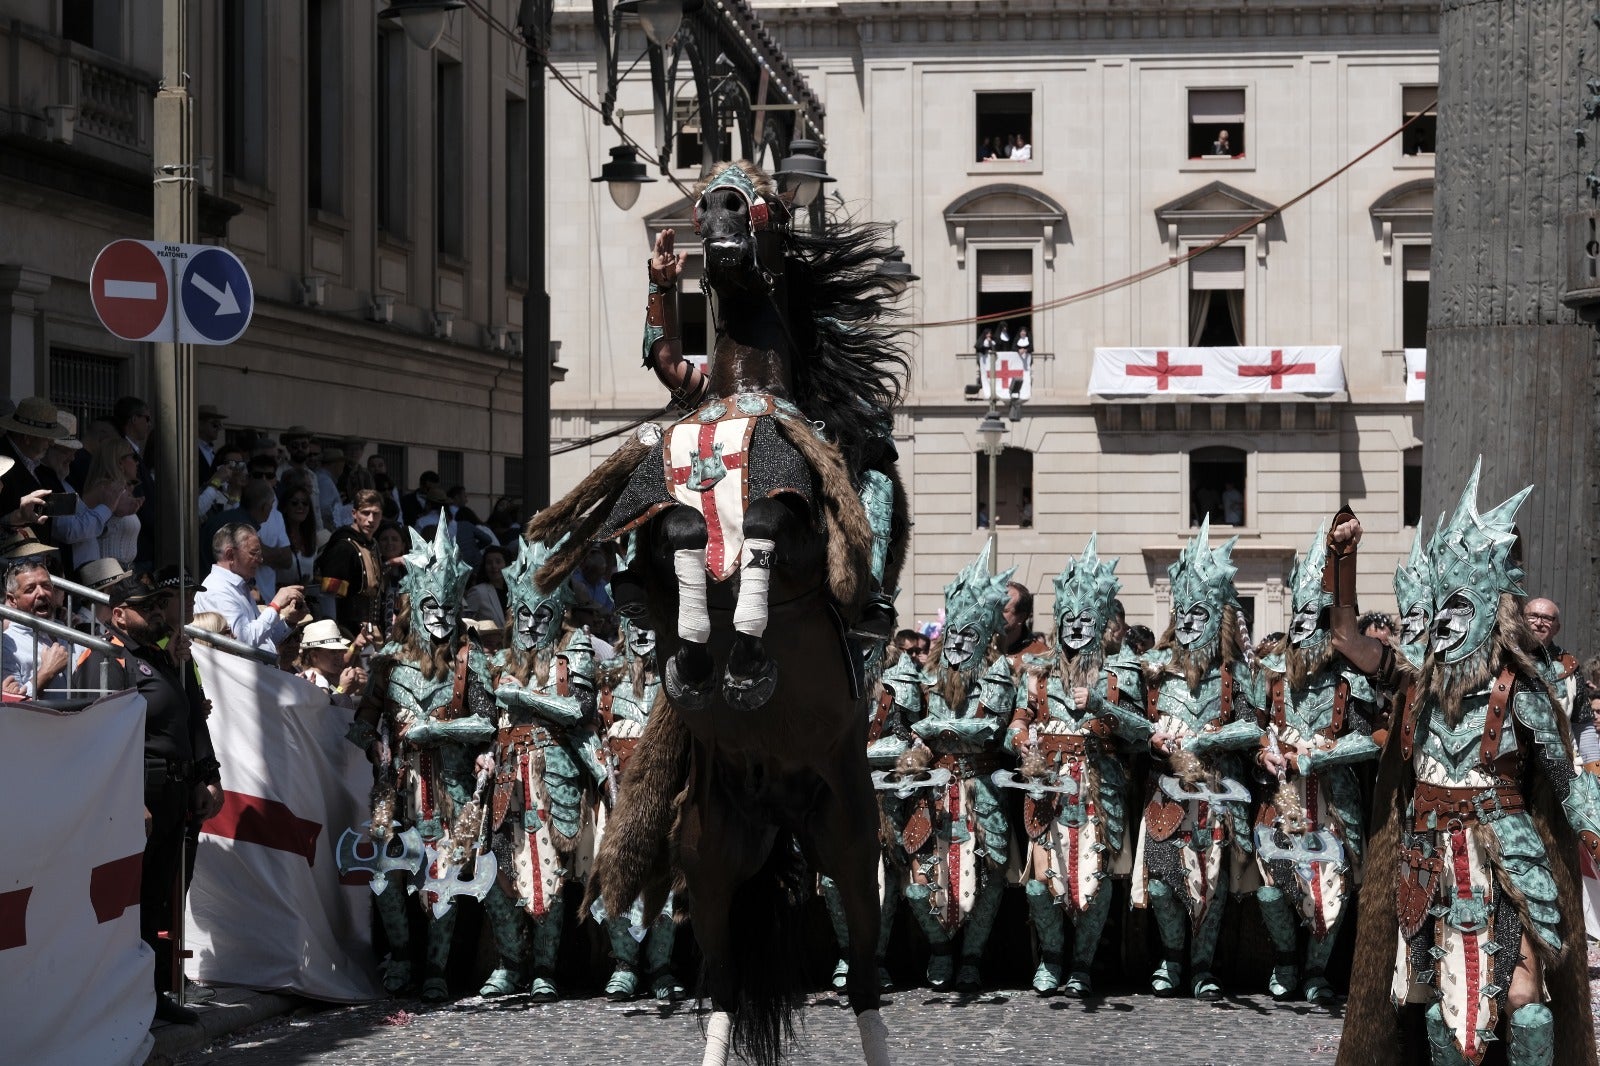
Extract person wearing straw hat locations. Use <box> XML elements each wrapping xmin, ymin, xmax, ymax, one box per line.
<box><xmin>0</xmin><ymin>396</ymin><xmax>71</xmax><ymax>548</ymax></box>
<box><xmin>297</xmin><ymin>619</ymin><xmax>366</xmax><ymax>709</ymax></box>
<box><xmin>44</xmin><ymin>410</ymin><xmax>137</xmax><ymax>571</ymax></box>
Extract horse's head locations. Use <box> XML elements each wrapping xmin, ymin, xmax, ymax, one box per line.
<box><xmin>694</xmin><ymin>162</ymin><xmax>788</xmax><ymax>295</ymax></box>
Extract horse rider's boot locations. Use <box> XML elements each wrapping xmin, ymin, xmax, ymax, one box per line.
<box><xmin>666</xmin><ymin>549</ymin><xmax>716</xmax><ymax>710</ymax></box>
<box><xmin>1146</xmin><ymin>879</ymin><xmax>1187</xmax><ymax>998</ymax></box>
<box><xmin>724</xmin><ymin>539</ymin><xmax>778</xmax><ymax>711</ymax></box>
<box><xmin>1425</xmin><ymin>1003</ymin><xmax>1471</xmax><ymax>1066</ymax></box>
<box><xmin>1064</xmin><ymin>880</ymin><xmax>1114</xmax><ymax>998</ymax></box>
<box><xmin>956</xmin><ymin>875</ymin><xmax>1005</xmax><ymax>992</ymax></box>
<box><xmin>849</xmin><ymin>470</ymin><xmax>898</xmax><ymax>642</ymax></box>
<box><xmin>1257</xmin><ymin>884</ymin><xmax>1300</xmax><ymax>1001</ymax></box>
<box><xmin>375</xmin><ymin>873</ymin><xmax>414</xmax><ymax>994</ymax></box>
<box><xmin>644</xmin><ymin>914</ymin><xmax>684</xmax><ymax>1002</ymax></box>
<box><xmin>1189</xmin><ymin>877</ymin><xmax>1228</xmax><ymax>1002</ymax></box>
<box><xmin>479</xmin><ymin>886</ymin><xmax>527</xmax><ymax>998</ymax></box>
<box><xmin>1302</xmin><ymin>913</ymin><xmax>1343</xmax><ymax>1006</ymax></box>
<box><xmin>905</xmin><ymin>884</ymin><xmax>955</xmax><ymax>989</ymax></box>
<box><xmin>604</xmin><ymin>906</ymin><xmax>642</xmax><ymax>1001</ymax></box>
<box><xmin>1508</xmin><ymin>1003</ymin><xmax>1555</xmax><ymax>1066</ymax></box>
<box><xmin>821</xmin><ymin>876</ymin><xmax>852</xmax><ymax>992</ymax></box>
<box><xmin>1024</xmin><ymin>880</ymin><xmax>1066</xmax><ymax>996</ymax></box>
<box><xmin>421</xmin><ymin>904</ymin><xmax>459</xmax><ymax>1003</ymax></box>
<box><xmin>527</xmin><ymin>894</ymin><xmax>565</xmax><ymax>1002</ymax></box>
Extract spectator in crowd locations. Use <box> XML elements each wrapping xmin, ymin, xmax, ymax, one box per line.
<box><xmin>1106</xmin><ymin>597</ymin><xmax>1128</xmax><ymax>653</ymax></box>
<box><xmin>79</xmin><ymin>569</ymin><xmax>219</xmax><ymax>1025</ymax></box>
<box><xmin>0</xmin><ymin>396</ymin><xmax>71</xmax><ymax>548</ymax></box>
<box><xmin>1002</xmin><ymin>580</ymin><xmax>1043</xmax><ymax>655</ymax></box>
<box><xmin>74</xmin><ymin>557</ymin><xmax>129</xmax><ymax>630</ymax></box>
<box><xmin>1211</xmin><ymin>129</ymin><xmax>1232</xmax><ymax>155</ymax></box>
<box><xmin>893</xmin><ymin>628</ymin><xmax>924</xmax><ymax>665</ymax></box>
<box><xmin>977</xmin><ymin>137</ymin><xmax>996</xmax><ymax>161</ymax></box>
<box><xmin>1010</xmin><ymin>132</ymin><xmax>1032</xmax><ymax>161</ymax></box>
<box><xmin>373</xmin><ymin>520</ymin><xmax>408</xmax><ymax>635</ymax></box>
<box><xmin>401</xmin><ymin>469</ymin><xmax>442</xmax><ymax>528</ymax></box>
<box><xmin>333</xmin><ymin>461</ymin><xmax>375</xmax><ymax>529</ymax></box>
<box><xmin>194</xmin><ymin>522</ymin><xmax>309</xmax><ymax>652</ymax></box>
<box><xmin>277</xmin><ymin>426</ymin><xmax>321</xmax><ymax>530</ymax></box>
<box><xmin>201</xmin><ymin>479</ymin><xmax>275</xmax><ymax>567</ymax></box>
<box><xmin>83</xmin><ymin>438</ymin><xmax>144</xmax><ymax>568</ymax></box>
<box><xmin>464</xmin><ymin>543</ymin><xmax>511</xmax><ymax>628</ymax></box>
<box><xmin>296</xmin><ymin>619</ymin><xmax>366</xmax><ymax>709</ymax></box>
<box><xmin>67</xmin><ymin>417</ymin><xmax>118</xmax><ymax>491</ymax></box>
<box><xmin>46</xmin><ymin>411</ymin><xmax>135</xmax><ymax>570</ymax></box>
<box><xmin>1019</xmin><ymin>487</ymin><xmax>1034</xmax><ymax>529</ymax></box>
<box><xmin>366</xmin><ymin>453</ymin><xmax>401</xmax><ymax>518</ymax></box>
<box><xmin>315</xmin><ymin>447</ymin><xmax>345</xmax><ymax>531</ymax></box>
<box><xmin>246</xmin><ymin>457</ymin><xmax>291</xmax><ymax>601</ymax></box>
<box><xmin>1125</xmin><ymin>624</ymin><xmax>1156</xmax><ymax>655</ymax></box>
<box><xmin>977</xmin><ymin>503</ymin><xmax>989</xmax><ymax>529</ymax></box>
<box><xmin>1221</xmin><ymin>481</ymin><xmax>1244</xmax><ymax>525</ymax></box>
<box><xmin>571</xmin><ymin>543</ymin><xmax>619</xmax><ymax>642</ymax></box>
<box><xmin>111</xmin><ymin>395</ymin><xmax>157</xmax><ymax>568</ymax></box>
<box><xmin>486</xmin><ymin>496</ymin><xmax>522</xmax><ymax>547</ymax></box>
<box><xmin>316</xmin><ymin>489</ymin><xmax>386</xmax><ymax>636</ymax></box>
<box><xmin>1357</xmin><ymin>612</ymin><xmax>1396</xmax><ymax>642</ymax></box>
<box><xmin>198</xmin><ymin>444</ymin><xmax>248</xmax><ymax>524</ymax></box>
<box><xmin>277</xmin><ymin>482</ymin><xmax>322</xmax><ymax>597</ymax></box>
<box><xmin>195</xmin><ymin>404</ymin><xmax>226</xmax><ymax>486</ymax></box>
<box><xmin>2</xmin><ymin>557</ymin><xmax>69</xmax><ymax>698</ymax></box>
<box><xmin>996</xmin><ymin>320</ymin><xmax>1012</xmax><ymax>349</ymax></box>
<box><xmin>1524</xmin><ymin>597</ymin><xmax>1588</xmax><ymax>721</ymax></box>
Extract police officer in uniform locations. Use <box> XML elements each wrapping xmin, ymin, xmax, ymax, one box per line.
<box><xmin>80</xmin><ymin>571</ymin><xmax>221</xmax><ymax>1025</ymax></box>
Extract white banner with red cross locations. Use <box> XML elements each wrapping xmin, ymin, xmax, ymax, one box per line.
<box><xmin>1404</xmin><ymin>347</ymin><xmax>1427</xmax><ymax>402</ymax></box>
<box><xmin>1089</xmin><ymin>346</ymin><xmax>1345</xmax><ymax>396</ymax></box>
<box><xmin>0</xmin><ymin>691</ymin><xmax>154</xmax><ymax>1066</ymax></box>
<box><xmin>665</xmin><ymin>406</ymin><xmax>760</xmax><ymax>581</ymax></box>
<box><xmin>973</xmin><ymin>349</ymin><xmax>1032</xmax><ymax>402</ymax></box>
<box><xmin>184</xmin><ymin>645</ymin><xmax>382</xmax><ymax>1003</ymax></box>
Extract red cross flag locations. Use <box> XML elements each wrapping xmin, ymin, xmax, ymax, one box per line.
<box><xmin>0</xmin><ymin>692</ymin><xmax>153</xmax><ymax>1066</ymax></box>
<box><xmin>1089</xmin><ymin>347</ymin><xmax>1344</xmax><ymax>397</ymax></box>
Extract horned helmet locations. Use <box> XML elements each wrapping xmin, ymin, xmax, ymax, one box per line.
<box><xmin>1167</xmin><ymin>516</ymin><xmax>1239</xmax><ymax>651</ymax></box>
<box><xmin>1392</xmin><ymin>528</ymin><xmax>1434</xmax><ymax>649</ymax></box>
<box><xmin>504</xmin><ymin>535</ymin><xmax>574</xmax><ymax>653</ymax></box>
<box><xmin>400</xmin><ymin>514</ymin><xmax>473</xmax><ymax>644</ymax></box>
<box><xmin>1424</xmin><ymin>458</ymin><xmax>1530</xmax><ymax>664</ymax></box>
<box><xmin>1052</xmin><ymin>534</ymin><xmax>1121</xmax><ymax>653</ymax></box>
<box><xmin>1286</xmin><ymin>519</ymin><xmax>1333</xmax><ymax>650</ymax></box>
<box><xmin>939</xmin><ymin>543</ymin><xmax>1016</xmax><ymax>676</ymax></box>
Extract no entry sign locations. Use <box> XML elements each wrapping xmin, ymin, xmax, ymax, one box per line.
<box><xmin>89</xmin><ymin>240</ymin><xmax>254</xmax><ymax>346</ymax></box>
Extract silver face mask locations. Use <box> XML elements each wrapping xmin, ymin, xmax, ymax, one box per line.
<box><xmin>1399</xmin><ymin>604</ymin><xmax>1430</xmax><ymax>646</ymax></box>
<box><xmin>1174</xmin><ymin>603</ymin><xmax>1212</xmax><ymax>647</ymax></box>
<box><xmin>943</xmin><ymin>625</ymin><xmax>981</xmax><ymax>669</ymax></box>
<box><xmin>1431</xmin><ymin>592</ymin><xmax>1475</xmax><ymax>658</ymax></box>
<box><xmin>1059</xmin><ymin>610</ymin><xmax>1098</xmax><ymax>651</ymax></box>
<box><xmin>1289</xmin><ymin>603</ymin><xmax>1322</xmax><ymax>646</ymax></box>
<box><xmin>513</xmin><ymin>603</ymin><xmax>555</xmax><ymax>652</ymax></box>
<box><xmin>419</xmin><ymin>596</ymin><xmax>456</xmax><ymax>642</ymax></box>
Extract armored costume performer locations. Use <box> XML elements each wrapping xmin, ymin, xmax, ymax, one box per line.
<box><xmin>1132</xmin><ymin>519</ymin><xmax>1262</xmax><ymax>1000</ymax></box>
<box><xmin>1248</xmin><ymin>520</ymin><xmax>1380</xmax><ymax>1004</ymax></box>
<box><xmin>1008</xmin><ymin>537</ymin><xmax>1150</xmax><ymax>997</ymax></box>
<box><xmin>593</xmin><ymin>609</ymin><xmax>683</xmax><ymax>1001</ymax></box>
<box><xmin>876</xmin><ymin>547</ymin><xmax>1017</xmax><ymax>990</ymax></box>
<box><xmin>480</xmin><ymin>538</ymin><xmax>602</xmax><ymax>1001</ymax></box>
<box><xmin>347</xmin><ymin>519</ymin><xmax>498</xmax><ymax>1001</ymax></box>
<box><xmin>1338</xmin><ymin>464</ymin><xmax>1600</xmax><ymax>1066</ymax></box>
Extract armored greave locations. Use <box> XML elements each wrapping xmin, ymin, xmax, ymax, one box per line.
<box><xmin>1025</xmin><ymin>880</ymin><xmax>1066</xmax><ymax>992</ymax></box>
<box><xmin>1257</xmin><ymin>884</ymin><xmax>1300</xmax><ymax>996</ymax></box>
<box><xmin>481</xmin><ymin>885</ymin><xmax>527</xmax><ymax>996</ymax></box>
<box><xmin>1189</xmin><ymin>872</ymin><xmax>1228</xmax><ymax>975</ymax></box>
<box><xmin>424</xmin><ymin>904</ymin><xmax>459</xmax><ymax>991</ymax></box>
<box><xmin>1069</xmin><ymin>880</ymin><xmax>1114</xmax><ymax>974</ymax></box>
<box><xmin>1147</xmin><ymin>879</ymin><xmax>1187</xmax><ymax>956</ymax></box>
<box><xmin>1426</xmin><ymin>1003</ymin><xmax>1471</xmax><ymax>1066</ymax></box>
<box><xmin>530</xmin><ymin>891</ymin><xmax>566</xmax><ymax>976</ymax></box>
<box><xmin>904</xmin><ymin>883</ymin><xmax>953</xmax><ymax>986</ymax></box>
<box><xmin>823</xmin><ymin>876</ymin><xmax>850</xmax><ymax>958</ymax></box>
<box><xmin>374</xmin><ymin>875</ymin><xmax>412</xmax><ymax>991</ymax></box>
<box><xmin>1304</xmin><ymin>909</ymin><xmax>1342</xmax><ymax>976</ymax></box>
<box><xmin>1507</xmin><ymin>1003</ymin><xmax>1554</xmax><ymax>1066</ymax></box>
<box><xmin>644</xmin><ymin>913</ymin><xmax>676</xmax><ymax>974</ymax></box>
<box><xmin>607</xmin><ymin>909</ymin><xmax>643</xmax><ymax>972</ymax></box>
<box><xmin>961</xmin><ymin>874</ymin><xmax>1006</xmax><ymax>964</ymax></box>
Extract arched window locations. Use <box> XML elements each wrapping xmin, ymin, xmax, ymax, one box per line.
<box><xmin>1189</xmin><ymin>445</ymin><xmax>1247</xmax><ymax>527</ymax></box>
<box><xmin>976</xmin><ymin>446</ymin><xmax>1034</xmax><ymax>528</ymax></box>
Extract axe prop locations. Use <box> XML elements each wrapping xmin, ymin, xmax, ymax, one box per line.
<box><xmin>1158</xmin><ymin>773</ymin><xmax>1250</xmax><ymax>805</ymax></box>
<box><xmin>336</xmin><ymin>821</ymin><xmax>427</xmax><ymax>895</ymax></box>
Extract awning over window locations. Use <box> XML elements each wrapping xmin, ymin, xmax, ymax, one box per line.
<box><xmin>1189</xmin><ymin>246</ymin><xmax>1245</xmax><ymax>290</ymax></box>
<box><xmin>1089</xmin><ymin>346</ymin><xmax>1345</xmax><ymax>396</ymax></box>
<box><xmin>1189</xmin><ymin>88</ymin><xmax>1246</xmax><ymax>124</ymax></box>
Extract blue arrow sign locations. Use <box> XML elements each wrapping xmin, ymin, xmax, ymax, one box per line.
<box><xmin>179</xmin><ymin>247</ymin><xmax>253</xmax><ymax>345</ymax></box>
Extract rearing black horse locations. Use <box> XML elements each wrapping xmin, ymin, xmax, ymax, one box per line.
<box><xmin>529</xmin><ymin>160</ymin><xmax>908</xmax><ymax>1066</ymax></box>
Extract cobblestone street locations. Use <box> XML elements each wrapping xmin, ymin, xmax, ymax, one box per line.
<box><xmin>175</xmin><ymin>988</ymin><xmax>1344</xmax><ymax>1066</ymax></box>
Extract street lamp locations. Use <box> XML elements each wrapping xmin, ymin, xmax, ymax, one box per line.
<box><xmin>976</xmin><ymin>413</ymin><xmax>1007</xmax><ymax>575</ymax></box>
<box><xmin>378</xmin><ymin>0</ymin><xmax>465</xmax><ymax>51</ymax></box>
<box><xmin>875</xmin><ymin>246</ymin><xmax>919</xmax><ymax>294</ymax></box>
<box><xmin>773</xmin><ymin>138</ymin><xmax>834</xmax><ymax>208</ymax></box>
<box><xmin>612</xmin><ymin>0</ymin><xmax>698</xmax><ymax>47</ymax></box>
<box><xmin>593</xmin><ymin>143</ymin><xmax>656</xmax><ymax>211</ymax></box>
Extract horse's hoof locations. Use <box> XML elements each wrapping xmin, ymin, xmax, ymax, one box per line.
<box><xmin>723</xmin><ymin>659</ymin><xmax>778</xmax><ymax>711</ymax></box>
<box><xmin>665</xmin><ymin>655</ymin><xmax>715</xmax><ymax>711</ymax></box>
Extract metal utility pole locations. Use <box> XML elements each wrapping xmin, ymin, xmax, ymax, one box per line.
<box><xmin>520</xmin><ymin>0</ymin><xmax>552</xmax><ymax>518</ymax></box>
<box><xmin>153</xmin><ymin>0</ymin><xmax>197</xmax><ymax>573</ymax></box>
<box><xmin>1424</xmin><ymin>0</ymin><xmax>1600</xmax><ymax>650</ymax></box>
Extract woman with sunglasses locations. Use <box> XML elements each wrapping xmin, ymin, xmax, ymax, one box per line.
<box><xmin>84</xmin><ymin>439</ymin><xmax>143</xmax><ymax>567</ymax></box>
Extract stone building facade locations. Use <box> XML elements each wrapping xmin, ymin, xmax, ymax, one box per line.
<box><xmin>548</xmin><ymin>0</ymin><xmax>1441</xmax><ymax>636</ymax></box>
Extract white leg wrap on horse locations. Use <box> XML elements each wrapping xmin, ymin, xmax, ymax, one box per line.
<box><xmin>674</xmin><ymin>548</ymin><xmax>711</xmax><ymax>644</ymax></box>
<box><xmin>732</xmin><ymin>538</ymin><xmax>775</xmax><ymax>637</ymax></box>
<box><xmin>700</xmin><ymin>1010</ymin><xmax>733</xmax><ymax>1066</ymax></box>
<box><xmin>857</xmin><ymin>1008</ymin><xmax>893</xmax><ymax>1066</ymax></box>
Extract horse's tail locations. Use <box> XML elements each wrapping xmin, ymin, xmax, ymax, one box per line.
<box><xmin>883</xmin><ymin>462</ymin><xmax>911</xmax><ymax>595</ymax></box>
<box><xmin>524</xmin><ymin>431</ymin><xmax>653</xmax><ymax>592</ymax></box>
<box><xmin>721</xmin><ymin>828</ymin><xmax>810</xmax><ymax>1066</ymax></box>
<box><xmin>772</xmin><ymin>412</ymin><xmax>871</xmax><ymax>614</ymax></box>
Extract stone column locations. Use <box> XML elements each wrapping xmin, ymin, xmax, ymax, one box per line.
<box><xmin>0</xmin><ymin>266</ymin><xmax>52</xmax><ymax>398</ymax></box>
<box><xmin>1425</xmin><ymin>0</ymin><xmax>1600</xmax><ymax>649</ymax></box>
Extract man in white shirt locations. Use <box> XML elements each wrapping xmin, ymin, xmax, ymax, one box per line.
<box><xmin>2</xmin><ymin>558</ymin><xmax>69</xmax><ymax>697</ymax></box>
<box><xmin>194</xmin><ymin>523</ymin><xmax>308</xmax><ymax>652</ymax></box>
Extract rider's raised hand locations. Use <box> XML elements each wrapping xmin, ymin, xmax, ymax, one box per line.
<box><xmin>649</xmin><ymin>227</ymin><xmax>685</xmax><ymax>288</ymax></box>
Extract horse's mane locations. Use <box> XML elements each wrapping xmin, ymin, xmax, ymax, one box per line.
<box><xmin>782</xmin><ymin>218</ymin><xmax>910</xmax><ymax>475</ymax></box>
